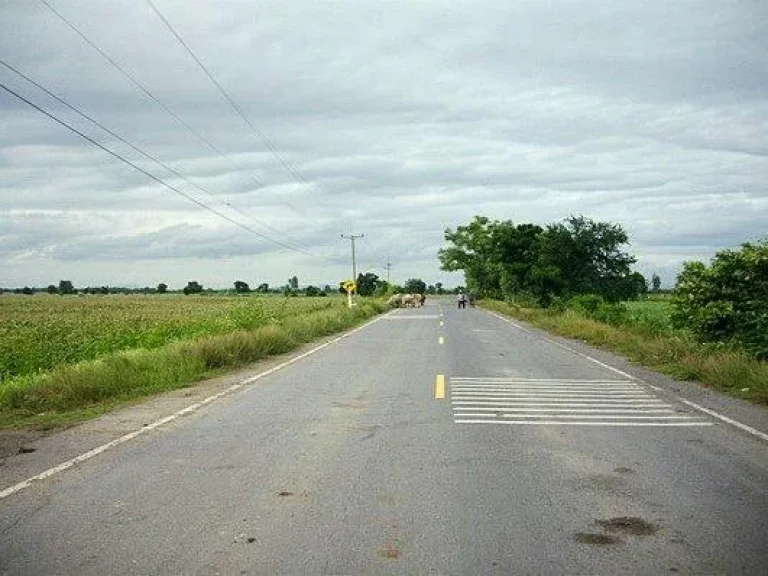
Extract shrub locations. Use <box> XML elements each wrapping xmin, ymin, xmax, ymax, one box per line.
<box><xmin>672</xmin><ymin>240</ymin><xmax>768</xmax><ymax>358</ymax></box>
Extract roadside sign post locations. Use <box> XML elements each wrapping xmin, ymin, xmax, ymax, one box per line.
<box><xmin>342</xmin><ymin>280</ymin><xmax>356</xmax><ymax>308</ymax></box>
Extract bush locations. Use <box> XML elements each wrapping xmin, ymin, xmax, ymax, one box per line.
<box><xmin>569</xmin><ymin>294</ymin><xmax>604</xmax><ymax>315</ymax></box>
<box><xmin>672</xmin><ymin>240</ymin><xmax>768</xmax><ymax>359</ymax></box>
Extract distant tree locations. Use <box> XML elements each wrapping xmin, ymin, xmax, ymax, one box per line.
<box><xmin>234</xmin><ymin>280</ymin><xmax>250</xmax><ymax>294</ymax></box>
<box><xmin>651</xmin><ymin>273</ymin><xmax>661</xmax><ymax>292</ymax></box>
<box><xmin>305</xmin><ymin>285</ymin><xmax>321</xmax><ymax>297</ymax></box>
<box><xmin>58</xmin><ymin>279</ymin><xmax>75</xmax><ymax>295</ymax></box>
<box><xmin>373</xmin><ymin>281</ymin><xmax>393</xmax><ymax>297</ymax></box>
<box><xmin>183</xmin><ymin>281</ymin><xmax>203</xmax><ymax>295</ymax></box>
<box><xmin>288</xmin><ymin>276</ymin><xmax>299</xmax><ymax>291</ymax></box>
<box><xmin>536</xmin><ymin>216</ymin><xmax>637</xmax><ymax>302</ymax></box>
<box><xmin>403</xmin><ymin>278</ymin><xmax>427</xmax><ymax>294</ymax></box>
<box><xmin>323</xmin><ymin>284</ymin><xmax>333</xmax><ymax>294</ymax></box>
<box><xmin>157</xmin><ymin>283</ymin><xmax>168</xmax><ymax>294</ymax></box>
<box><xmin>46</xmin><ymin>284</ymin><xmax>58</xmax><ymax>294</ymax></box>
<box><xmin>435</xmin><ymin>282</ymin><xmax>444</xmax><ymax>295</ymax></box>
<box><xmin>21</xmin><ymin>286</ymin><xmax>33</xmax><ymax>295</ymax></box>
<box><xmin>256</xmin><ymin>283</ymin><xmax>269</xmax><ymax>293</ymax></box>
<box><xmin>356</xmin><ymin>272</ymin><xmax>380</xmax><ymax>296</ymax></box>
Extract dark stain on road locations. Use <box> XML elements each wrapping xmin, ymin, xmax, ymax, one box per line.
<box><xmin>597</xmin><ymin>516</ymin><xmax>659</xmax><ymax>536</ymax></box>
<box><xmin>378</xmin><ymin>542</ymin><xmax>400</xmax><ymax>559</ymax></box>
<box><xmin>613</xmin><ymin>466</ymin><xmax>634</xmax><ymax>474</ymax></box>
<box><xmin>573</xmin><ymin>532</ymin><xmax>621</xmax><ymax>545</ymax></box>
<box><xmin>277</xmin><ymin>491</ymin><xmax>294</xmax><ymax>497</ymax></box>
<box><xmin>18</xmin><ymin>446</ymin><xmax>36</xmax><ymax>454</ymax></box>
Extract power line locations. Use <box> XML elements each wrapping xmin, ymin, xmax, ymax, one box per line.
<box><xmin>0</xmin><ymin>58</ymin><xmax>314</xmax><ymax>252</ymax></box>
<box><xmin>144</xmin><ymin>0</ymin><xmax>319</xmax><ymax>197</ymax></box>
<box><xmin>0</xmin><ymin>81</ymin><xmax>315</xmax><ymax>256</ymax></box>
<box><xmin>38</xmin><ymin>0</ymin><xmax>303</xmax><ymax>216</ymax></box>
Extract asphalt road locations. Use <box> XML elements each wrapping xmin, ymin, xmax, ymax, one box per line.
<box><xmin>2</xmin><ymin>299</ymin><xmax>767</xmax><ymax>575</ymax></box>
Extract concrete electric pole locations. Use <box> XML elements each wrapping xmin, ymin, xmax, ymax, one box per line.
<box><xmin>341</xmin><ymin>233</ymin><xmax>364</xmax><ymax>293</ymax></box>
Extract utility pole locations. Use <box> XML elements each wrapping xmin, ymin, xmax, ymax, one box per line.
<box><xmin>340</xmin><ymin>233</ymin><xmax>364</xmax><ymax>293</ymax></box>
<box><xmin>384</xmin><ymin>260</ymin><xmax>392</xmax><ymax>284</ymax></box>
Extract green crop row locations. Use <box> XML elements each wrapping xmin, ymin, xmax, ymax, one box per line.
<box><xmin>0</xmin><ymin>294</ymin><xmax>336</xmax><ymax>381</ymax></box>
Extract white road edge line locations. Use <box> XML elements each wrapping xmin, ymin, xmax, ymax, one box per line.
<box><xmin>0</xmin><ymin>311</ymin><xmax>392</xmax><ymax>501</ymax></box>
<box><xmin>485</xmin><ymin>309</ymin><xmax>768</xmax><ymax>442</ymax></box>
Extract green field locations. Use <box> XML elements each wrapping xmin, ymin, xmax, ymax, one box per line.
<box><xmin>0</xmin><ymin>294</ymin><xmax>337</xmax><ymax>382</ymax></box>
<box><xmin>0</xmin><ymin>294</ymin><xmax>385</xmax><ymax>427</ymax></box>
<box><xmin>623</xmin><ymin>299</ymin><xmax>676</xmax><ymax>335</ymax></box>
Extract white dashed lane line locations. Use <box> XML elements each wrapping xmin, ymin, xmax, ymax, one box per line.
<box><xmin>450</xmin><ymin>377</ymin><xmax>713</xmax><ymax>427</ymax></box>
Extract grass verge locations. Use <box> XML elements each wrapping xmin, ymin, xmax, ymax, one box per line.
<box><xmin>481</xmin><ymin>299</ymin><xmax>768</xmax><ymax>405</ymax></box>
<box><xmin>0</xmin><ymin>300</ymin><xmax>387</xmax><ymax>429</ymax></box>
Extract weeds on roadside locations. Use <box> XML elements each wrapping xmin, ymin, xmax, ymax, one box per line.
<box><xmin>0</xmin><ymin>299</ymin><xmax>386</xmax><ymax>428</ymax></box>
<box><xmin>482</xmin><ymin>300</ymin><xmax>768</xmax><ymax>405</ymax></box>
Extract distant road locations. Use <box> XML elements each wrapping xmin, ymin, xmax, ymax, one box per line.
<box><xmin>2</xmin><ymin>299</ymin><xmax>767</xmax><ymax>574</ymax></box>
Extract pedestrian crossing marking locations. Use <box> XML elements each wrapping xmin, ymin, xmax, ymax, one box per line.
<box><xmin>449</xmin><ymin>377</ymin><xmax>712</xmax><ymax>427</ymax></box>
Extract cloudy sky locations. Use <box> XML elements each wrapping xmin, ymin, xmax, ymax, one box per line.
<box><xmin>1</xmin><ymin>0</ymin><xmax>766</xmax><ymax>290</ymax></box>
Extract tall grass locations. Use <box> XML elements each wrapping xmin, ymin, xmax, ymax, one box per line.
<box><xmin>0</xmin><ymin>293</ymin><xmax>337</xmax><ymax>381</ymax></box>
<box><xmin>0</xmin><ymin>297</ymin><xmax>386</xmax><ymax>427</ymax></box>
<box><xmin>482</xmin><ymin>300</ymin><xmax>768</xmax><ymax>405</ymax></box>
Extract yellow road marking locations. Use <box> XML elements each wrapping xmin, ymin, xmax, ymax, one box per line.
<box><xmin>435</xmin><ymin>374</ymin><xmax>445</xmax><ymax>399</ymax></box>
<box><xmin>439</xmin><ymin>336</ymin><xmax>444</xmax><ymax>345</ymax></box>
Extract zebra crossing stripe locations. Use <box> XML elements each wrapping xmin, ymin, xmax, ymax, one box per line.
<box><xmin>449</xmin><ymin>378</ymin><xmax>710</xmax><ymax>427</ymax></box>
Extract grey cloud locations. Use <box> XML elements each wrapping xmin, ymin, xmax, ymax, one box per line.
<box><xmin>1</xmin><ymin>0</ymin><xmax>766</xmax><ymax>288</ymax></box>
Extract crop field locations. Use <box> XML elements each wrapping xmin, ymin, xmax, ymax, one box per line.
<box><xmin>0</xmin><ymin>294</ymin><xmax>340</xmax><ymax>383</ymax></box>
<box><xmin>0</xmin><ymin>294</ymin><xmax>386</xmax><ymax>426</ymax></box>
<box><xmin>623</xmin><ymin>299</ymin><xmax>676</xmax><ymax>334</ymax></box>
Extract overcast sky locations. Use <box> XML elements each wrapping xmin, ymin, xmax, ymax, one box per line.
<box><xmin>1</xmin><ymin>0</ymin><xmax>766</xmax><ymax>290</ymax></box>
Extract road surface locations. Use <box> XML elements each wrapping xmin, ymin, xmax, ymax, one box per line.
<box><xmin>1</xmin><ymin>299</ymin><xmax>767</xmax><ymax>574</ymax></box>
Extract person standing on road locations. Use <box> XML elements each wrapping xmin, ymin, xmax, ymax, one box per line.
<box><xmin>457</xmin><ymin>292</ymin><xmax>467</xmax><ymax>309</ymax></box>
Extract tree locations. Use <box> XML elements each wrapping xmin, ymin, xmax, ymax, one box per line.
<box><xmin>288</xmin><ymin>276</ymin><xmax>299</xmax><ymax>291</ymax></box>
<box><xmin>439</xmin><ymin>216</ymin><xmax>501</xmax><ymax>297</ymax></box>
<box><xmin>536</xmin><ymin>216</ymin><xmax>637</xmax><ymax>302</ymax></box>
<box><xmin>305</xmin><ymin>285</ymin><xmax>321</xmax><ymax>297</ymax></box>
<box><xmin>183</xmin><ymin>281</ymin><xmax>203</xmax><ymax>295</ymax></box>
<box><xmin>439</xmin><ymin>214</ymin><xmax>642</xmax><ymax>305</ymax></box>
<box><xmin>671</xmin><ymin>240</ymin><xmax>768</xmax><ymax>358</ymax></box>
<box><xmin>157</xmin><ymin>283</ymin><xmax>168</xmax><ymax>294</ymax></box>
<box><xmin>234</xmin><ymin>280</ymin><xmax>250</xmax><ymax>294</ymax></box>
<box><xmin>356</xmin><ymin>272</ymin><xmax>380</xmax><ymax>296</ymax></box>
<box><xmin>435</xmin><ymin>282</ymin><xmax>444</xmax><ymax>295</ymax></box>
<box><xmin>47</xmin><ymin>284</ymin><xmax>58</xmax><ymax>294</ymax></box>
<box><xmin>256</xmin><ymin>283</ymin><xmax>269</xmax><ymax>293</ymax></box>
<box><xmin>58</xmin><ymin>280</ymin><xmax>75</xmax><ymax>295</ymax></box>
<box><xmin>651</xmin><ymin>273</ymin><xmax>661</xmax><ymax>292</ymax></box>
<box><xmin>403</xmin><ymin>278</ymin><xmax>427</xmax><ymax>294</ymax></box>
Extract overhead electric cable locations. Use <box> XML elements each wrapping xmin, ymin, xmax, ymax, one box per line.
<box><xmin>38</xmin><ymin>0</ymin><xmax>303</xmax><ymax>215</ymax></box>
<box><xmin>0</xmin><ymin>58</ymin><xmax>314</xmax><ymax>251</ymax></box>
<box><xmin>144</xmin><ymin>0</ymin><xmax>319</xmax><ymax>195</ymax></box>
<box><xmin>0</xmin><ymin>81</ymin><xmax>315</xmax><ymax>256</ymax></box>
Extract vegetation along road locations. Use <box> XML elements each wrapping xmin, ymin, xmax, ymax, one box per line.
<box><xmin>1</xmin><ymin>299</ymin><xmax>767</xmax><ymax>574</ymax></box>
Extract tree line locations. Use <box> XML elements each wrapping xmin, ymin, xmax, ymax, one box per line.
<box><xmin>439</xmin><ymin>215</ymin><xmax>647</xmax><ymax>305</ymax></box>
<box><xmin>439</xmin><ymin>214</ymin><xmax>767</xmax><ymax>359</ymax></box>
